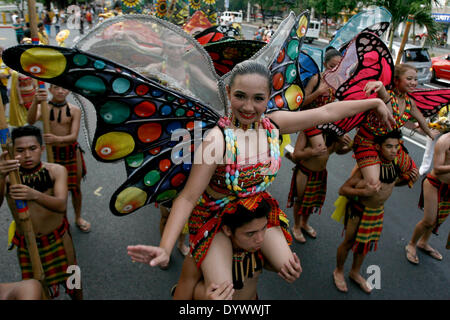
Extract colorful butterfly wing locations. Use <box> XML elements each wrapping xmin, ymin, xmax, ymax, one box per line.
<box><xmin>3</xmin><ymin>45</ymin><xmax>220</xmax><ymax>215</ymax></box>
<box><xmin>203</xmin><ymin>40</ymin><xmax>265</xmax><ymax>76</ymax></box>
<box><xmin>329</xmin><ymin>6</ymin><xmax>392</xmax><ymax>51</ymax></box>
<box><xmin>194</xmin><ymin>25</ymin><xmax>239</xmax><ymax>45</ymax></box>
<box><xmin>318</xmin><ymin>32</ymin><xmax>394</xmax><ymax>135</ymax></box>
<box><xmin>408</xmin><ymin>89</ymin><xmax>450</xmax><ymax>118</ymax></box>
<box><xmin>299</xmin><ymin>50</ymin><xmax>320</xmax><ymax>90</ymax></box>
<box><xmin>265</xmin><ymin>12</ymin><xmax>309</xmax><ymax>113</ymax></box>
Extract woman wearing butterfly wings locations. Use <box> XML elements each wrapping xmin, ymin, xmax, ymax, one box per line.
<box><xmin>127</xmin><ymin>60</ymin><xmax>395</xmax><ymax>297</ymax></box>
<box><xmin>355</xmin><ymin>64</ymin><xmax>439</xmax><ymax>189</ymax></box>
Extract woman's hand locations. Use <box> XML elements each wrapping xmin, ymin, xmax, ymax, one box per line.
<box><xmin>364</xmin><ymin>81</ymin><xmax>384</xmax><ymax>97</ymax></box>
<box><xmin>127</xmin><ymin>245</ymin><xmax>170</xmax><ymax>268</ymax></box>
<box><xmin>374</xmin><ymin>99</ymin><xmax>395</xmax><ymax>131</ymax></box>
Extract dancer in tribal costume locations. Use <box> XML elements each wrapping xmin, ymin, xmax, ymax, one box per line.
<box><xmin>127</xmin><ymin>60</ymin><xmax>394</xmax><ymax>298</ymax></box>
<box><xmin>286</xmin><ymin>130</ymin><xmax>352</xmax><ymax>243</ymax></box>
<box><xmin>0</xmin><ymin>125</ymin><xmax>82</xmax><ymax>299</ymax></box>
<box><xmin>332</xmin><ymin>130</ymin><xmax>419</xmax><ymax>293</ymax></box>
<box><xmin>406</xmin><ymin>131</ymin><xmax>450</xmax><ymax>264</ymax></box>
<box><xmin>173</xmin><ymin>197</ymin><xmax>282</xmax><ymax>300</ymax></box>
<box><xmin>28</xmin><ymin>85</ymin><xmax>90</xmax><ymax>233</ymax></box>
<box><xmin>354</xmin><ymin>64</ymin><xmax>436</xmax><ymax>187</ymax></box>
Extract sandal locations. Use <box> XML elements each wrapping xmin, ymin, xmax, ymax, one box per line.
<box><xmin>333</xmin><ymin>270</ymin><xmax>348</xmax><ymax>293</ymax></box>
<box><xmin>349</xmin><ymin>274</ymin><xmax>372</xmax><ymax>294</ymax></box>
<box><xmin>301</xmin><ymin>225</ymin><xmax>317</xmax><ymax>239</ymax></box>
<box><xmin>405</xmin><ymin>245</ymin><xmax>419</xmax><ymax>265</ymax></box>
<box><xmin>292</xmin><ymin>228</ymin><xmax>306</xmax><ymax>243</ymax></box>
<box><xmin>417</xmin><ymin>244</ymin><xmax>443</xmax><ymax>261</ymax></box>
<box><xmin>76</xmin><ymin>220</ymin><xmax>91</xmax><ymax>233</ymax></box>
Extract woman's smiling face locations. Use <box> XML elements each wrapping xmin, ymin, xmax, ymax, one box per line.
<box><xmin>227</xmin><ymin>73</ymin><xmax>270</xmax><ymax>125</ymax></box>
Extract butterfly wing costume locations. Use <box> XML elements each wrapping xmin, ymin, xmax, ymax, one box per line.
<box><xmin>3</xmin><ymin>12</ymin><xmax>310</xmax><ymax>216</ymax></box>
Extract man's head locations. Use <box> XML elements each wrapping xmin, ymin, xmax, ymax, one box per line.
<box><xmin>11</xmin><ymin>125</ymin><xmax>44</xmax><ymax>169</ymax></box>
<box><xmin>222</xmin><ymin>198</ymin><xmax>270</xmax><ymax>252</ymax></box>
<box><xmin>374</xmin><ymin>130</ymin><xmax>402</xmax><ymax>162</ymax></box>
<box><xmin>49</xmin><ymin>84</ymin><xmax>69</xmax><ymax>103</ymax></box>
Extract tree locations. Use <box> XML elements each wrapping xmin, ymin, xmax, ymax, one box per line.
<box><xmin>366</xmin><ymin>0</ymin><xmax>440</xmax><ymax>49</ymax></box>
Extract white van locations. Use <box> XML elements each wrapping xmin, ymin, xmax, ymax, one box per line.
<box><xmin>305</xmin><ymin>20</ymin><xmax>320</xmax><ymax>43</ymax></box>
<box><xmin>220</xmin><ymin>11</ymin><xmax>243</xmax><ymax>24</ymax></box>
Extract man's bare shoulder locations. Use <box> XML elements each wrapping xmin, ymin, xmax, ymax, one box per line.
<box><xmin>42</xmin><ymin>162</ymin><xmax>67</xmax><ymax>177</ymax></box>
<box><xmin>435</xmin><ymin>132</ymin><xmax>450</xmax><ymax>149</ymax></box>
<box><xmin>67</xmin><ymin>103</ymin><xmax>81</xmax><ymax>113</ymax></box>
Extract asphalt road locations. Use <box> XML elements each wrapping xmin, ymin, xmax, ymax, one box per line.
<box><xmin>0</xmin><ymin>22</ymin><xmax>449</xmax><ymax>301</ymax></box>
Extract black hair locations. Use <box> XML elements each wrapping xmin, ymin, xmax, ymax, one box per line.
<box><xmin>11</xmin><ymin>125</ymin><xmax>43</xmax><ymax>146</ymax></box>
<box><xmin>221</xmin><ymin>198</ymin><xmax>270</xmax><ymax>234</ymax></box>
<box><xmin>23</xmin><ymin>29</ymin><xmax>31</xmax><ymax>38</ymax></box>
<box><xmin>228</xmin><ymin>60</ymin><xmax>272</xmax><ymax>92</ymax></box>
<box><xmin>324</xmin><ymin>46</ymin><xmax>342</xmax><ymax>64</ymax></box>
<box><xmin>374</xmin><ymin>129</ymin><xmax>402</xmax><ymax>145</ymax></box>
<box><xmin>38</xmin><ymin>22</ymin><xmax>43</xmax><ymax>28</ymax></box>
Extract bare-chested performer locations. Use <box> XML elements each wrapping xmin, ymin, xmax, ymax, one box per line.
<box><xmin>405</xmin><ymin>131</ymin><xmax>450</xmax><ymax>264</ymax></box>
<box><xmin>27</xmin><ymin>85</ymin><xmax>90</xmax><ymax>233</ymax></box>
<box><xmin>333</xmin><ymin>130</ymin><xmax>419</xmax><ymax>293</ymax></box>
<box><xmin>0</xmin><ymin>125</ymin><xmax>82</xmax><ymax>299</ymax></box>
<box><xmin>286</xmin><ymin>131</ymin><xmax>352</xmax><ymax>243</ymax></box>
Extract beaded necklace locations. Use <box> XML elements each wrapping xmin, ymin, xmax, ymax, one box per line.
<box><xmin>198</xmin><ymin>114</ymin><xmax>281</xmax><ymax>211</ymax></box>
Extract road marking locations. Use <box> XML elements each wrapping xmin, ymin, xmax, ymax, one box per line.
<box><xmin>402</xmin><ymin>135</ymin><xmax>426</xmax><ymax>150</ymax></box>
<box><xmin>94</xmin><ymin>187</ymin><xmax>103</xmax><ymax>196</ymax></box>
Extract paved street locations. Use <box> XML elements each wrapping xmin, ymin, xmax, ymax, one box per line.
<box><xmin>0</xmin><ymin>22</ymin><xmax>449</xmax><ymax>301</ymax></box>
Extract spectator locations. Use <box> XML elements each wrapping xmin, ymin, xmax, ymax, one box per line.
<box><xmin>12</xmin><ymin>17</ymin><xmax>24</xmax><ymax>44</ymax></box>
<box><xmin>11</xmin><ymin>11</ymin><xmax>19</xmax><ymax>24</ymax></box>
<box><xmin>43</xmin><ymin>10</ymin><xmax>52</xmax><ymax>37</ymax></box>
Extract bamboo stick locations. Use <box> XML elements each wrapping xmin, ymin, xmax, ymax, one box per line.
<box><xmin>26</xmin><ymin>0</ymin><xmax>54</xmax><ymax>163</ymax></box>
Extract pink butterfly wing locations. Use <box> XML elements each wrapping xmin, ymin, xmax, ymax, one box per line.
<box><xmin>409</xmin><ymin>89</ymin><xmax>450</xmax><ymax>117</ymax></box>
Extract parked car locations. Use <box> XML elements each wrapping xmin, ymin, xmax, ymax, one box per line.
<box><xmin>431</xmin><ymin>54</ymin><xmax>450</xmax><ymax>82</ymax></box>
<box><xmin>390</xmin><ymin>42</ymin><xmax>433</xmax><ymax>84</ymax></box>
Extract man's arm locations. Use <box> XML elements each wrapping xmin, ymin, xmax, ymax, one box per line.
<box><xmin>27</xmin><ymin>88</ymin><xmax>45</xmax><ymax>124</ymax></box>
<box><xmin>433</xmin><ymin>133</ymin><xmax>450</xmax><ymax>175</ymax></box>
<box><xmin>285</xmin><ymin>131</ymin><xmax>327</xmax><ymax>163</ymax></box>
<box><xmin>339</xmin><ymin>170</ymin><xmax>380</xmax><ymax>198</ymax></box>
<box><xmin>8</xmin><ymin>164</ymin><xmax>68</xmax><ymax>213</ymax></box>
<box><xmin>0</xmin><ymin>151</ymin><xmax>21</xmax><ymax>208</ymax></box>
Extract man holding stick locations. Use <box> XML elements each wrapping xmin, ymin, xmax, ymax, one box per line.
<box><xmin>0</xmin><ymin>125</ymin><xmax>83</xmax><ymax>299</ymax></box>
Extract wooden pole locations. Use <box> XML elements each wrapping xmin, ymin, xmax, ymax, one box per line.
<box><xmin>38</xmin><ymin>81</ymin><xmax>54</xmax><ymax>163</ymax></box>
<box><xmin>0</xmin><ymin>99</ymin><xmax>50</xmax><ymax>300</ymax></box>
<box><xmin>27</xmin><ymin>0</ymin><xmax>54</xmax><ymax>163</ymax></box>
<box><xmin>395</xmin><ymin>14</ymin><xmax>414</xmax><ymax>66</ymax></box>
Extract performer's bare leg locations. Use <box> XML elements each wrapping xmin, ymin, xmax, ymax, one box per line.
<box><xmin>334</xmin><ymin>215</ymin><xmax>360</xmax><ymax>292</ymax></box>
<box><xmin>74</xmin><ymin>148</ymin><xmax>90</xmax><ymax>232</ymax></box>
<box><xmin>292</xmin><ymin>171</ymin><xmax>307</xmax><ymax>243</ymax></box>
<box><xmin>200</xmin><ymin>231</ymin><xmax>233</xmax><ymax>294</ymax></box>
<box><xmin>407</xmin><ymin>179</ymin><xmax>441</xmax><ymax>263</ymax></box>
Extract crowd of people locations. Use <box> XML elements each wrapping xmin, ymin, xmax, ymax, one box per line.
<box><xmin>0</xmin><ymin>9</ymin><xmax>448</xmax><ymax>301</ymax></box>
